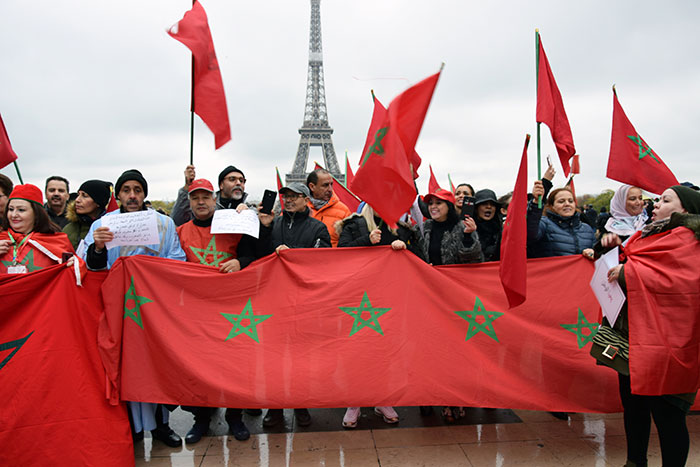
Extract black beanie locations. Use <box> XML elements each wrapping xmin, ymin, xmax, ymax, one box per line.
<box><xmin>218</xmin><ymin>166</ymin><xmax>245</xmax><ymax>186</ymax></box>
<box><xmin>115</xmin><ymin>169</ymin><xmax>148</xmax><ymax>197</ymax></box>
<box><xmin>78</xmin><ymin>180</ymin><xmax>111</xmax><ymax>210</ymax></box>
<box><xmin>670</xmin><ymin>185</ymin><xmax>700</xmax><ymax>215</ymax></box>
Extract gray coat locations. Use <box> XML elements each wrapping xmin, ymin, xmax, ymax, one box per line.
<box><xmin>416</xmin><ymin>219</ymin><xmax>483</xmax><ymax>265</ymax></box>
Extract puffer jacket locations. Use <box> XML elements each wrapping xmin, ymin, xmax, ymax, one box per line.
<box><xmin>307</xmin><ymin>192</ymin><xmax>352</xmax><ymax>247</ymax></box>
<box><xmin>416</xmin><ymin>219</ymin><xmax>483</xmax><ymax>264</ymax></box>
<box><xmin>527</xmin><ymin>203</ymin><xmax>595</xmax><ymax>257</ymax></box>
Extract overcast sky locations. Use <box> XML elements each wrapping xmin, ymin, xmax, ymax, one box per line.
<box><xmin>1</xmin><ymin>0</ymin><xmax>698</xmax><ymax>202</ymax></box>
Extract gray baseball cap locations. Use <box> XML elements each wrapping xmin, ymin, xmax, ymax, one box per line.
<box><xmin>279</xmin><ymin>182</ymin><xmax>310</xmax><ymax>198</ymax></box>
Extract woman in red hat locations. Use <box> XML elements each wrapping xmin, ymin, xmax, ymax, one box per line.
<box><xmin>0</xmin><ymin>184</ymin><xmax>74</xmax><ymax>273</ymax></box>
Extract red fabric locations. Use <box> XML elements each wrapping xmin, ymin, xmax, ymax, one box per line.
<box><xmin>352</xmin><ymin>73</ymin><xmax>440</xmax><ymax>227</ymax></box>
<box><xmin>499</xmin><ymin>135</ymin><xmax>529</xmax><ymax>308</ymax></box>
<box><xmin>176</xmin><ymin>221</ymin><xmax>241</xmax><ymax>265</ymax></box>
<box><xmin>275</xmin><ymin>167</ymin><xmax>284</xmax><ymax>211</ymax></box>
<box><xmin>312</xmin><ymin>161</ymin><xmax>360</xmax><ymax>224</ymax></box>
<box><xmin>428</xmin><ymin>164</ymin><xmax>442</xmax><ymax>194</ymax></box>
<box><xmin>607</xmin><ymin>90</ymin><xmax>678</xmax><ymax>195</ymax></box>
<box><xmin>0</xmin><ymin>266</ymin><xmax>132</xmax><ymax>466</ymax></box>
<box><xmin>345</xmin><ymin>154</ymin><xmax>355</xmax><ymax>187</ymax></box>
<box><xmin>169</xmin><ymin>1</ymin><xmax>231</xmax><ymax>149</ymax></box>
<box><xmin>9</xmin><ymin>184</ymin><xmax>43</xmax><ymax>205</ymax></box>
<box><xmin>536</xmin><ymin>35</ymin><xmax>575</xmax><ymax>177</ymax></box>
<box><xmin>98</xmin><ymin>251</ymin><xmax>629</xmax><ymax>412</ymax></box>
<box><xmin>0</xmin><ymin>231</ymin><xmax>74</xmax><ymax>273</ymax></box>
<box><xmin>331</xmin><ymin>179</ymin><xmax>360</xmax><ymax>214</ymax></box>
<box><xmin>622</xmin><ymin>227</ymin><xmax>700</xmax><ymax>395</ymax></box>
<box><xmin>0</xmin><ymin>113</ymin><xmax>18</xmax><ymax>169</ymax></box>
<box><xmin>570</xmin><ymin>154</ymin><xmax>580</xmax><ymax>174</ymax></box>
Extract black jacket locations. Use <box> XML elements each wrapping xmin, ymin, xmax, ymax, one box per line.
<box><xmin>258</xmin><ymin>207</ymin><xmax>331</xmax><ymax>255</ymax></box>
<box><xmin>337</xmin><ymin>214</ymin><xmax>421</xmax><ymax>255</ymax></box>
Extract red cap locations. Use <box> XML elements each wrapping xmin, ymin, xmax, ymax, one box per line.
<box><xmin>8</xmin><ymin>184</ymin><xmax>43</xmax><ymax>206</ymax></box>
<box><xmin>424</xmin><ymin>188</ymin><xmax>456</xmax><ymax>206</ymax></box>
<box><xmin>188</xmin><ymin>179</ymin><xmax>215</xmax><ymax>195</ymax></box>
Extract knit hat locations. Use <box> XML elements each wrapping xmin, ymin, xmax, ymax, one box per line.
<box><xmin>115</xmin><ymin>169</ymin><xmax>148</xmax><ymax>197</ymax></box>
<box><xmin>8</xmin><ymin>184</ymin><xmax>43</xmax><ymax>206</ymax></box>
<box><xmin>474</xmin><ymin>189</ymin><xmax>500</xmax><ymax>207</ymax></box>
<box><xmin>218</xmin><ymin>166</ymin><xmax>246</xmax><ymax>186</ymax></box>
<box><xmin>424</xmin><ymin>188</ymin><xmax>456</xmax><ymax>206</ymax></box>
<box><xmin>188</xmin><ymin>178</ymin><xmax>215</xmax><ymax>195</ymax></box>
<box><xmin>78</xmin><ymin>180</ymin><xmax>111</xmax><ymax>210</ymax></box>
<box><xmin>670</xmin><ymin>185</ymin><xmax>700</xmax><ymax>215</ymax></box>
<box><xmin>279</xmin><ymin>182</ymin><xmax>310</xmax><ymax>198</ymax></box>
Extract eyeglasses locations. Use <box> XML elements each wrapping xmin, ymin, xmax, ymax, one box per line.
<box><xmin>282</xmin><ymin>193</ymin><xmax>303</xmax><ymax>201</ymax></box>
<box><xmin>225</xmin><ymin>175</ymin><xmax>246</xmax><ymax>183</ymax></box>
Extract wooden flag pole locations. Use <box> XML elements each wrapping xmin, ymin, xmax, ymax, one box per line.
<box><xmin>535</xmin><ymin>28</ymin><xmax>543</xmax><ymax>208</ymax></box>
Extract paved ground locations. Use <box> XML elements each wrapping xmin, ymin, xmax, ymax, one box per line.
<box><xmin>134</xmin><ymin>407</ymin><xmax>700</xmax><ymax>466</ymax></box>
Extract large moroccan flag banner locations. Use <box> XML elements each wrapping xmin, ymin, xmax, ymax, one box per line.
<box><xmin>101</xmin><ymin>250</ymin><xmax>625</xmax><ymax>412</ymax></box>
<box><xmin>0</xmin><ymin>267</ymin><xmax>132</xmax><ymax>467</ymax></box>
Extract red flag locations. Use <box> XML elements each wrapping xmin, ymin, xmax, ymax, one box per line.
<box><xmin>168</xmin><ymin>1</ymin><xmax>231</xmax><ymax>149</ymax></box>
<box><xmin>448</xmin><ymin>173</ymin><xmax>456</xmax><ymax>193</ymax></box>
<box><xmin>536</xmin><ymin>33</ymin><xmax>576</xmax><ymax>176</ymax></box>
<box><xmin>352</xmin><ymin>72</ymin><xmax>440</xmax><ymax>226</ymax></box>
<box><xmin>345</xmin><ymin>153</ymin><xmax>354</xmax><ymax>187</ymax></box>
<box><xmin>275</xmin><ymin>167</ymin><xmax>284</xmax><ymax>211</ymax></box>
<box><xmin>428</xmin><ymin>164</ymin><xmax>442</xmax><ymax>194</ymax></box>
<box><xmin>606</xmin><ymin>88</ymin><xmax>678</xmax><ymax>194</ymax></box>
<box><xmin>570</xmin><ymin>154</ymin><xmax>580</xmax><ymax>174</ymax></box>
<box><xmin>0</xmin><ymin>113</ymin><xmax>18</xmax><ymax>169</ymax></box>
<box><xmin>106</xmin><ymin>185</ymin><xmax>119</xmax><ymax>213</ymax></box>
<box><xmin>499</xmin><ymin>135</ymin><xmax>529</xmax><ymax>308</ymax></box>
<box><xmin>0</xmin><ymin>267</ymin><xmax>132</xmax><ymax>466</ymax></box>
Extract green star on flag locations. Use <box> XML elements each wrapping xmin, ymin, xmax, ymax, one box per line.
<box><xmin>189</xmin><ymin>236</ymin><xmax>232</xmax><ymax>267</ymax></box>
<box><xmin>455</xmin><ymin>296</ymin><xmax>504</xmax><ymax>342</ymax></box>
<box><xmin>627</xmin><ymin>134</ymin><xmax>660</xmax><ymax>163</ymax></box>
<box><xmin>339</xmin><ymin>291</ymin><xmax>391</xmax><ymax>336</ymax></box>
<box><xmin>123</xmin><ymin>276</ymin><xmax>153</xmax><ymax>329</ymax></box>
<box><xmin>360</xmin><ymin>127</ymin><xmax>388</xmax><ymax>167</ymax></box>
<box><xmin>1</xmin><ymin>249</ymin><xmax>42</xmax><ymax>272</ymax></box>
<box><xmin>221</xmin><ymin>298</ymin><xmax>273</xmax><ymax>343</ymax></box>
<box><xmin>0</xmin><ymin>331</ymin><xmax>33</xmax><ymax>371</ymax></box>
<box><xmin>560</xmin><ymin>308</ymin><xmax>598</xmax><ymax>349</ymax></box>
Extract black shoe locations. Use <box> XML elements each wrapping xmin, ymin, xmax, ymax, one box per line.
<box><xmin>419</xmin><ymin>406</ymin><xmax>433</xmax><ymax>416</ymax></box>
<box><xmin>244</xmin><ymin>408</ymin><xmax>263</xmax><ymax>416</ymax></box>
<box><xmin>229</xmin><ymin>420</ymin><xmax>250</xmax><ymax>441</ymax></box>
<box><xmin>263</xmin><ymin>409</ymin><xmax>284</xmax><ymax>427</ymax></box>
<box><xmin>294</xmin><ymin>408</ymin><xmax>312</xmax><ymax>427</ymax></box>
<box><xmin>184</xmin><ymin>422</ymin><xmax>208</xmax><ymax>445</ymax></box>
<box><xmin>550</xmin><ymin>411</ymin><xmax>569</xmax><ymax>420</ymax></box>
<box><xmin>151</xmin><ymin>425</ymin><xmax>182</xmax><ymax>448</ymax></box>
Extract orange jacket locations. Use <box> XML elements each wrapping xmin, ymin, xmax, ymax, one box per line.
<box><xmin>307</xmin><ymin>192</ymin><xmax>352</xmax><ymax>247</ymax></box>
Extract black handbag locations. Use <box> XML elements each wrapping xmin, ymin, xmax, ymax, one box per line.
<box><xmin>590</xmin><ymin>324</ymin><xmax>629</xmax><ymax>375</ymax></box>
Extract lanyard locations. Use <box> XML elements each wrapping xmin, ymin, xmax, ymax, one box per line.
<box><xmin>8</xmin><ymin>231</ymin><xmax>32</xmax><ymax>264</ymax></box>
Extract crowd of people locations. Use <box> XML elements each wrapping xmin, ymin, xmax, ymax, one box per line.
<box><xmin>1</xmin><ymin>163</ymin><xmax>698</xmax><ymax>466</ymax></box>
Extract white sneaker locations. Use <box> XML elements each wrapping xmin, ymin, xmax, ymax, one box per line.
<box><xmin>374</xmin><ymin>406</ymin><xmax>399</xmax><ymax>424</ymax></box>
<box><xmin>342</xmin><ymin>407</ymin><xmax>360</xmax><ymax>428</ymax></box>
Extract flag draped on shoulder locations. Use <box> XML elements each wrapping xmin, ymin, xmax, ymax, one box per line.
<box><xmin>536</xmin><ymin>32</ymin><xmax>576</xmax><ymax>176</ymax></box>
<box><xmin>0</xmin><ymin>113</ymin><xmax>18</xmax><ymax>169</ymax></box>
<box><xmin>168</xmin><ymin>0</ymin><xmax>231</xmax><ymax>149</ymax></box>
<box><xmin>499</xmin><ymin>135</ymin><xmax>530</xmax><ymax>308</ymax></box>
<box><xmin>351</xmin><ymin>71</ymin><xmax>441</xmax><ymax>226</ymax></box>
<box><xmin>606</xmin><ymin>87</ymin><xmax>678</xmax><ymax>194</ymax></box>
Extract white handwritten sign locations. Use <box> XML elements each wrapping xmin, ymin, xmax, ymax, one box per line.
<box><xmin>211</xmin><ymin>209</ymin><xmax>260</xmax><ymax>238</ymax></box>
<box><xmin>102</xmin><ymin>210</ymin><xmax>160</xmax><ymax>248</ymax></box>
<box><xmin>589</xmin><ymin>247</ymin><xmax>626</xmax><ymax>327</ymax></box>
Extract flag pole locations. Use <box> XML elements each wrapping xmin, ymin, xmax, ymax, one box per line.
<box><xmin>344</xmin><ymin>150</ymin><xmax>348</xmax><ymax>184</ymax></box>
<box><xmin>13</xmin><ymin>161</ymin><xmax>24</xmax><ymax>184</ymax></box>
<box><xmin>535</xmin><ymin>28</ymin><xmax>542</xmax><ymax>208</ymax></box>
<box><xmin>188</xmin><ymin>0</ymin><xmax>196</xmax><ymax>165</ymax></box>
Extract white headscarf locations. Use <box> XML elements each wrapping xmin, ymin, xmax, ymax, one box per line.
<box><xmin>604</xmin><ymin>184</ymin><xmax>648</xmax><ymax>236</ymax></box>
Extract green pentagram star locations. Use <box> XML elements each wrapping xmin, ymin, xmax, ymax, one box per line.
<box><xmin>123</xmin><ymin>276</ymin><xmax>153</xmax><ymax>329</ymax></box>
<box><xmin>627</xmin><ymin>134</ymin><xmax>660</xmax><ymax>163</ymax></box>
<box><xmin>0</xmin><ymin>331</ymin><xmax>33</xmax><ymax>372</ymax></box>
<box><xmin>189</xmin><ymin>236</ymin><xmax>232</xmax><ymax>267</ymax></box>
<box><xmin>339</xmin><ymin>291</ymin><xmax>391</xmax><ymax>337</ymax></box>
<box><xmin>360</xmin><ymin>127</ymin><xmax>388</xmax><ymax>167</ymax></box>
<box><xmin>2</xmin><ymin>249</ymin><xmax>42</xmax><ymax>272</ymax></box>
<box><xmin>455</xmin><ymin>296</ymin><xmax>504</xmax><ymax>342</ymax></box>
<box><xmin>221</xmin><ymin>298</ymin><xmax>273</xmax><ymax>343</ymax></box>
<box><xmin>561</xmin><ymin>308</ymin><xmax>598</xmax><ymax>349</ymax></box>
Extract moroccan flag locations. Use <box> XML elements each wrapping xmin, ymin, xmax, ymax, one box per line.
<box><xmin>97</xmin><ymin>251</ymin><xmax>634</xmax><ymax>412</ymax></box>
<box><xmin>499</xmin><ymin>135</ymin><xmax>529</xmax><ymax>308</ymax></box>
<box><xmin>606</xmin><ymin>88</ymin><xmax>678</xmax><ymax>194</ymax></box>
<box><xmin>428</xmin><ymin>164</ymin><xmax>442</xmax><ymax>194</ymax></box>
<box><xmin>448</xmin><ymin>173</ymin><xmax>456</xmax><ymax>193</ymax></box>
<box><xmin>275</xmin><ymin>167</ymin><xmax>284</xmax><ymax>211</ymax></box>
<box><xmin>536</xmin><ymin>32</ymin><xmax>576</xmax><ymax>176</ymax></box>
<box><xmin>570</xmin><ymin>154</ymin><xmax>580</xmax><ymax>174</ymax></box>
<box><xmin>345</xmin><ymin>152</ymin><xmax>354</xmax><ymax>187</ymax></box>
<box><xmin>0</xmin><ymin>266</ymin><xmax>132</xmax><ymax>466</ymax></box>
<box><xmin>0</xmin><ymin>113</ymin><xmax>18</xmax><ymax>169</ymax></box>
<box><xmin>314</xmin><ymin>161</ymin><xmax>361</xmax><ymax>213</ymax></box>
<box><xmin>352</xmin><ymin>72</ymin><xmax>440</xmax><ymax>226</ymax></box>
<box><xmin>168</xmin><ymin>1</ymin><xmax>231</xmax><ymax>149</ymax></box>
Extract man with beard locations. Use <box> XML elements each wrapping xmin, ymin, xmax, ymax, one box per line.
<box><xmin>171</xmin><ymin>165</ymin><xmax>249</xmax><ymax>226</ymax></box>
<box><xmin>44</xmin><ymin>175</ymin><xmax>70</xmax><ymax>228</ymax></box>
<box><xmin>82</xmin><ymin>169</ymin><xmax>186</xmax><ymax>447</ymax></box>
<box><xmin>305</xmin><ymin>168</ymin><xmax>351</xmax><ymax>247</ymax></box>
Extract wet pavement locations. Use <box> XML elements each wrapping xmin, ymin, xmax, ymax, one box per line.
<box><xmin>135</xmin><ymin>407</ymin><xmax>700</xmax><ymax>466</ymax></box>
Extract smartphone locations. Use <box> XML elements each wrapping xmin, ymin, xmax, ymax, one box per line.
<box><xmin>260</xmin><ymin>189</ymin><xmax>277</xmax><ymax>214</ymax></box>
<box><xmin>462</xmin><ymin>196</ymin><xmax>475</xmax><ymax>219</ymax></box>
<box><xmin>61</xmin><ymin>252</ymin><xmax>73</xmax><ymax>263</ymax></box>
<box><xmin>546</xmin><ymin>155</ymin><xmax>552</xmax><ymax>167</ymax></box>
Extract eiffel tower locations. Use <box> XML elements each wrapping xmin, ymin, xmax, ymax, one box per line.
<box><xmin>286</xmin><ymin>0</ymin><xmax>343</xmax><ymax>185</ymax></box>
